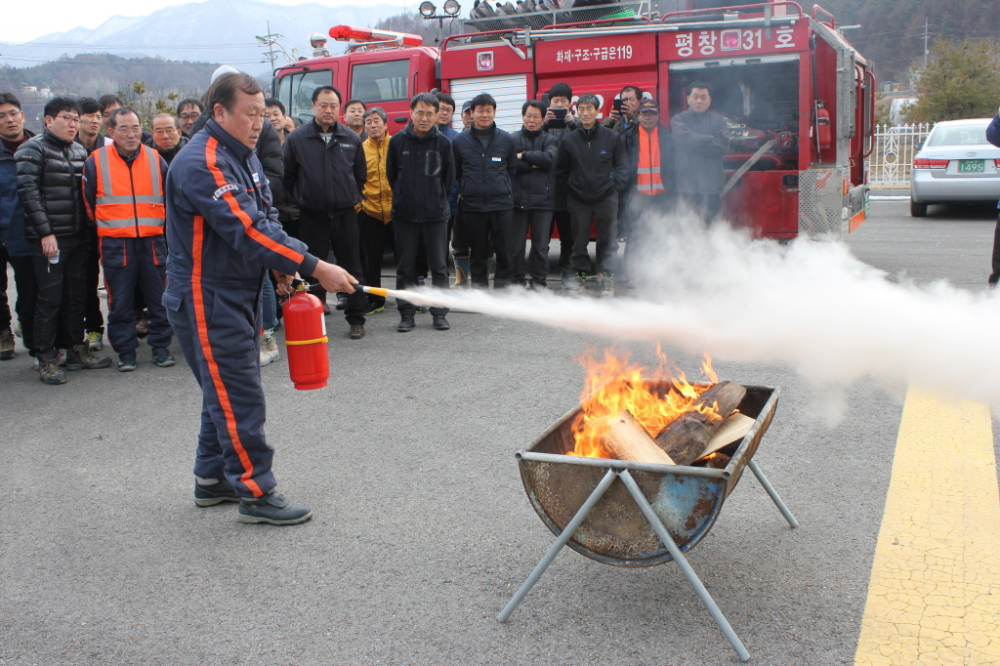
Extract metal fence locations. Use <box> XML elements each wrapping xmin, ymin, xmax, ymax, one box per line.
<box><xmin>869</xmin><ymin>123</ymin><xmax>933</xmax><ymax>189</ymax></box>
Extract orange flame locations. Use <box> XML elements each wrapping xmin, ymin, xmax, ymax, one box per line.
<box><xmin>569</xmin><ymin>346</ymin><xmax>721</xmax><ymax>459</ymax></box>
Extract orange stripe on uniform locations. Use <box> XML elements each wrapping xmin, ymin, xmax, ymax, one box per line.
<box><xmin>190</xmin><ymin>214</ymin><xmax>263</xmax><ymax>498</ymax></box>
<box><xmin>204</xmin><ymin>137</ymin><xmax>305</xmax><ymax>265</ymax></box>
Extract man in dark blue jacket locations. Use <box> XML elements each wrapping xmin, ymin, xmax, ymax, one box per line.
<box><xmin>512</xmin><ymin>100</ymin><xmax>559</xmax><ymax>289</ymax></box>
<box><xmin>387</xmin><ymin>93</ymin><xmax>456</xmax><ymax>332</ymax></box>
<box><xmin>453</xmin><ymin>93</ymin><xmax>519</xmax><ymax>289</ymax></box>
<box><xmin>164</xmin><ymin>73</ymin><xmax>356</xmax><ymax>525</ymax></box>
<box><xmin>282</xmin><ymin>85</ymin><xmax>368</xmax><ymax>339</ymax></box>
<box><xmin>0</xmin><ymin>92</ymin><xmax>36</xmax><ymax>361</ymax></box>
<box><xmin>556</xmin><ymin>93</ymin><xmax>629</xmax><ymax>296</ymax></box>
<box><xmin>985</xmin><ymin>111</ymin><xmax>1000</xmax><ymax>287</ymax></box>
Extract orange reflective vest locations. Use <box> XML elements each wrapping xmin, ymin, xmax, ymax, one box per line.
<box><xmin>92</xmin><ymin>144</ymin><xmax>166</xmax><ymax>237</ymax></box>
<box><xmin>636</xmin><ymin>126</ymin><xmax>665</xmax><ymax>196</ymax></box>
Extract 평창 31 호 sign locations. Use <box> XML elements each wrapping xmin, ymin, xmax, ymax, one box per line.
<box><xmin>661</xmin><ymin>21</ymin><xmax>808</xmax><ymax>59</ymax></box>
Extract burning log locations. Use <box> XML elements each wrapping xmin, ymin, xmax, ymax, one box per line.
<box><xmin>696</xmin><ymin>413</ymin><xmax>756</xmax><ymax>463</ymax></box>
<box><xmin>591</xmin><ymin>411</ymin><xmax>676</xmax><ymax>465</ymax></box>
<box><xmin>655</xmin><ymin>381</ymin><xmax>747</xmax><ymax>465</ymax></box>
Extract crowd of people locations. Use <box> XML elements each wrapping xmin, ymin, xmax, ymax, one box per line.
<box><xmin>0</xmin><ymin>74</ymin><xmax>730</xmax><ymax>386</ymax></box>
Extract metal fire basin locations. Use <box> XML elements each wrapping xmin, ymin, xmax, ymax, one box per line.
<box><xmin>516</xmin><ymin>383</ymin><xmax>780</xmax><ymax>567</ymax></box>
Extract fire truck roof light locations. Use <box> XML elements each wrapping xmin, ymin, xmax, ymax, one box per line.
<box><xmin>309</xmin><ymin>32</ymin><xmax>328</xmax><ymax>49</ymax></box>
<box><xmin>443</xmin><ymin>0</ymin><xmax>461</xmax><ymax>15</ymax></box>
<box><xmin>419</xmin><ymin>1</ymin><xmax>436</xmax><ymax>16</ymax></box>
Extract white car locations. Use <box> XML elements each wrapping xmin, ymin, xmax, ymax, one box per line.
<box><xmin>910</xmin><ymin>118</ymin><xmax>1000</xmax><ymax>217</ymax></box>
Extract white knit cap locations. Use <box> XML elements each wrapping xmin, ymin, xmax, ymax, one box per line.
<box><xmin>210</xmin><ymin>65</ymin><xmax>241</xmax><ymax>84</ymax></box>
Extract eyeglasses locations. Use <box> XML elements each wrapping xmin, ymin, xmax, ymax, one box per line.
<box><xmin>179</xmin><ymin>112</ymin><xmax>201</xmax><ymax>120</ymax></box>
<box><xmin>56</xmin><ymin>115</ymin><xmax>81</xmax><ymax>125</ymax></box>
<box><xmin>114</xmin><ymin>126</ymin><xmax>143</xmax><ymax>136</ymax></box>
<box><xmin>412</xmin><ymin>110</ymin><xmax>436</xmax><ymax>119</ymax></box>
<box><xmin>0</xmin><ymin>110</ymin><xmax>23</xmax><ymax>121</ymax></box>
<box><xmin>152</xmin><ymin>128</ymin><xmax>178</xmax><ymax>136</ymax></box>
<box><xmin>314</xmin><ymin>103</ymin><xmax>339</xmax><ymax>111</ymax></box>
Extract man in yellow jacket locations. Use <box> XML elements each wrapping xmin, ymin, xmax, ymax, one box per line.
<box><xmin>356</xmin><ymin>107</ymin><xmax>393</xmax><ymax>314</ymax></box>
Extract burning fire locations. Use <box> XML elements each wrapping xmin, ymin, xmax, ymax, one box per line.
<box><xmin>570</xmin><ymin>346</ymin><xmax>722</xmax><ymax>459</ymax></box>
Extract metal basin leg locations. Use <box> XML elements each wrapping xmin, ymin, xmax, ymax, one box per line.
<box><xmin>748</xmin><ymin>460</ymin><xmax>799</xmax><ymax>528</ymax></box>
<box><xmin>498</xmin><ymin>468</ymin><xmax>618</xmax><ymax>622</ymax></box>
<box><xmin>618</xmin><ymin>469</ymin><xmax>751</xmax><ymax>662</ymax></box>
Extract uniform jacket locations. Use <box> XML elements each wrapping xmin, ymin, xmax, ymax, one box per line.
<box><xmin>453</xmin><ymin>124</ymin><xmax>518</xmax><ymax>213</ymax></box>
<box><xmin>192</xmin><ymin>111</ymin><xmax>286</xmax><ymax>209</ymax></box>
<box><xmin>386</xmin><ymin>123</ymin><xmax>455</xmax><ymax>224</ymax></box>
<box><xmin>623</xmin><ymin>122</ymin><xmax>676</xmax><ymax>196</ymax></box>
<box><xmin>670</xmin><ymin>109</ymin><xmax>730</xmax><ymax>194</ymax></box>
<box><xmin>0</xmin><ymin>128</ymin><xmax>34</xmax><ymax>257</ymax></box>
<box><xmin>282</xmin><ymin>120</ymin><xmax>366</xmax><ymax>213</ymax></box>
<box><xmin>512</xmin><ymin>127</ymin><xmax>559</xmax><ymax>211</ymax></box>
<box><xmin>15</xmin><ymin>129</ymin><xmax>89</xmax><ymax>239</ymax></box>
<box><xmin>164</xmin><ymin>119</ymin><xmax>318</xmax><ymax>291</ymax></box>
<box><xmin>359</xmin><ymin>132</ymin><xmax>392</xmax><ymax>223</ymax></box>
<box><xmin>555</xmin><ymin>123</ymin><xmax>628</xmax><ymax>205</ymax></box>
<box><xmin>82</xmin><ymin>143</ymin><xmax>169</xmax><ymax>237</ymax></box>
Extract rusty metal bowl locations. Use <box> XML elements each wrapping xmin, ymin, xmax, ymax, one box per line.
<box><xmin>516</xmin><ymin>383</ymin><xmax>779</xmax><ymax>567</ymax></box>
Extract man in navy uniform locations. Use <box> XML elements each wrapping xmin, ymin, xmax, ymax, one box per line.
<box><xmin>164</xmin><ymin>72</ymin><xmax>356</xmax><ymax>525</ymax></box>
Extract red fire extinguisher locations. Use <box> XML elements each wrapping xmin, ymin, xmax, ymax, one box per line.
<box><xmin>816</xmin><ymin>101</ymin><xmax>832</xmax><ymax>150</ymax></box>
<box><xmin>282</xmin><ymin>280</ymin><xmax>329</xmax><ymax>391</ymax></box>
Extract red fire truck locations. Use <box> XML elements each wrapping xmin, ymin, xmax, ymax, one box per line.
<box><xmin>273</xmin><ymin>1</ymin><xmax>873</xmax><ymax>239</ymax></box>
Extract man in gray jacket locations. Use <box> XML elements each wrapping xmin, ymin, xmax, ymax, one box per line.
<box><xmin>670</xmin><ymin>81</ymin><xmax>730</xmax><ymax>223</ymax></box>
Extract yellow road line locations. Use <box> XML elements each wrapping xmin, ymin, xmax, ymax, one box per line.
<box><xmin>854</xmin><ymin>387</ymin><xmax>1000</xmax><ymax>666</ymax></box>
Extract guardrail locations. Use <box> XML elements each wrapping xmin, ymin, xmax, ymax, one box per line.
<box><xmin>869</xmin><ymin>123</ymin><xmax>933</xmax><ymax>189</ymax></box>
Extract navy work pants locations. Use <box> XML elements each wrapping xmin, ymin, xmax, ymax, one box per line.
<box><xmin>394</xmin><ymin>219</ymin><xmax>449</xmax><ymax>318</ymax></box>
<box><xmin>464</xmin><ymin>209</ymin><xmax>513</xmax><ymax>289</ymax></box>
<box><xmin>30</xmin><ymin>231</ymin><xmax>89</xmax><ymax>359</ymax></box>
<box><xmin>101</xmin><ymin>236</ymin><xmax>172</xmax><ymax>353</ymax></box>
<box><xmin>164</xmin><ymin>275</ymin><xmax>275</xmax><ymax>499</ymax></box>
<box><xmin>2</xmin><ymin>246</ymin><xmax>38</xmax><ymax>353</ymax></box>
<box><xmin>568</xmin><ymin>193</ymin><xmax>619</xmax><ymax>277</ymax></box>
<box><xmin>511</xmin><ymin>209</ymin><xmax>553</xmax><ymax>286</ymax></box>
<box><xmin>85</xmin><ymin>228</ymin><xmax>104</xmax><ymax>335</ymax></box>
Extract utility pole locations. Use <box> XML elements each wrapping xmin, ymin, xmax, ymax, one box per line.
<box><xmin>923</xmin><ymin>18</ymin><xmax>929</xmax><ymax>70</ymax></box>
<box><xmin>256</xmin><ymin>21</ymin><xmax>283</xmax><ymax>70</ymax></box>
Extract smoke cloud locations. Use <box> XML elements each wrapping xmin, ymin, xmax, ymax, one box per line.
<box><xmin>394</xmin><ymin>211</ymin><xmax>1000</xmax><ymax>410</ymax></box>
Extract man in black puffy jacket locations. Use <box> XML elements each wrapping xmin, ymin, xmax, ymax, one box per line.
<box><xmin>511</xmin><ymin>100</ymin><xmax>559</xmax><ymax>289</ymax></box>
<box><xmin>386</xmin><ymin>93</ymin><xmax>456</xmax><ymax>332</ymax></box>
<box><xmin>452</xmin><ymin>93</ymin><xmax>518</xmax><ymax>289</ymax></box>
<box><xmin>16</xmin><ymin>97</ymin><xmax>112</xmax><ymax>384</ymax></box>
<box><xmin>555</xmin><ymin>94</ymin><xmax>629</xmax><ymax>296</ymax></box>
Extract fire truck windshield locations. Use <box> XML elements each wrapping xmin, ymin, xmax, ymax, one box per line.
<box><xmin>275</xmin><ymin>70</ymin><xmax>334</xmax><ymax>125</ymax></box>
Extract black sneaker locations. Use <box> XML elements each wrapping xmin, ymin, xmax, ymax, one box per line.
<box><xmin>194</xmin><ymin>479</ymin><xmax>241</xmax><ymax>507</ymax></box>
<box><xmin>117</xmin><ymin>351</ymin><xmax>137</xmax><ymax>372</ymax></box>
<box><xmin>152</xmin><ymin>347</ymin><xmax>175</xmax><ymax>367</ymax></box>
<box><xmin>238</xmin><ymin>492</ymin><xmax>313</xmax><ymax>525</ymax></box>
<box><xmin>335</xmin><ymin>293</ymin><xmax>348</xmax><ymax>310</ymax></box>
<box><xmin>397</xmin><ymin>315</ymin><xmax>415</xmax><ymax>332</ymax></box>
<box><xmin>432</xmin><ymin>315</ymin><xmax>450</xmax><ymax>330</ymax></box>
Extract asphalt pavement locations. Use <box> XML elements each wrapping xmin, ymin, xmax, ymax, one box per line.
<box><xmin>1</xmin><ymin>200</ymin><xmax>997</xmax><ymax>666</ymax></box>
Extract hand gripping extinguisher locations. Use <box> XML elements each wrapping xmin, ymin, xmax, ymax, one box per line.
<box><xmin>282</xmin><ymin>279</ymin><xmax>329</xmax><ymax>390</ymax></box>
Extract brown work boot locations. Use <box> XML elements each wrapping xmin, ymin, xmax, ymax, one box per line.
<box><xmin>349</xmin><ymin>324</ymin><xmax>365</xmax><ymax>340</ymax></box>
<box><xmin>65</xmin><ymin>343</ymin><xmax>112</xmax><ymax>370</ymax></box>
<box><xmin>38</xmin><ymin>357</ymin><xmax>66</xmax><ymax>385</ymax></box>
<box><xmin>135</xmin><ymin>311</ymin><xmax>149</xmax><ymax>338</ymax></box>
<box><xmin>0</xmin><ymin>329</ymin><xmax>14</xmax><ymax>360</ymax></box>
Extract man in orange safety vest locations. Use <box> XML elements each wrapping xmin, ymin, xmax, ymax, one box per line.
<box><xmin>83</xmin><ymin>106</ymin><xmax>174</xmax><ymax>372</ymax></box>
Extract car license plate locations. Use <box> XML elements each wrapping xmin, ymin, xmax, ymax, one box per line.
<box><xmin>958</xmin><ymin>160</ymin><xmax>985</xmax><ymax>173</ymax></box>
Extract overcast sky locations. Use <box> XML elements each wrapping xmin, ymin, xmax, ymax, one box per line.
<box><xmin>0</xmin><ymin>0</ymin><xmax>412</xmax><ymax>43</ymax></box>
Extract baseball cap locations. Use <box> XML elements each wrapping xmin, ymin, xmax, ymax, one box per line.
<box><xmin>637</xmin><ymin>99</ymin><xmax>659</xmax><ymax>114</ymax></box>
<box><xmin>462</xmin><ymin>100</ymin><xmax>472</xmax><ymax>113</ymax></box>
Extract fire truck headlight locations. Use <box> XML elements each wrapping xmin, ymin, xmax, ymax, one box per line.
<box><xmin>443</xmin><ymin>0</ymin><xmax>461</xmax><ymax>15</ymax></box>
<box><xmin>420</xmin><ymin>1</ymin><xmax>437</xmax><ymax>17</ymax></box>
